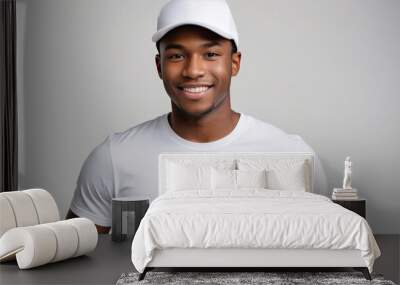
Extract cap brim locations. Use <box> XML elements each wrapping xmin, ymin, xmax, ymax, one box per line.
<box><xmin>152</xmin><ymin>21</ymin><xmax>238</xmax><ymax>48</ymax></box>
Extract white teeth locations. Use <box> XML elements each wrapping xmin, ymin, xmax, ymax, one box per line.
<box><xmin>182</xmin><ymin>86</ymin><xmax>210</xmax><ymax>93</ymax></box>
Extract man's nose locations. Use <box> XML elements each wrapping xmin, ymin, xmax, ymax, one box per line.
<box><xmin>182</xmin><ymin>55</ymin><xmax>205</xmax><ymax>78</ymax></box>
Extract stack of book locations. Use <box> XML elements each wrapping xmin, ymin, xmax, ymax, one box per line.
<box><xmin>332</xmin><ymin>188</ymin><xmax>358</xmax><ymax>200</ymax></box>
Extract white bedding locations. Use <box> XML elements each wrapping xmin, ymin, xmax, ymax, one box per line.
<box><xmin>131</xmin><ymin>190</ymin><xmax>380</xmax><ymax>273</ymax></box>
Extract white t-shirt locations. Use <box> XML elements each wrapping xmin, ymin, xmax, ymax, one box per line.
<box><xmin>70</xmin><ymin>113</ymin><xmax>328</xmax><ymax>227</ymax></box>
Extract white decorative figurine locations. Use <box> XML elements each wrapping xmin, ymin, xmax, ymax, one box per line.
<box><xmin>342</xmin><ymin>156</ymin><xmax>352</xmax><ymax>190</ymax></box>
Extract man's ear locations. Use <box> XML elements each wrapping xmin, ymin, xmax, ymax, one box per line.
<box><xmin>231</xmin><ymin>51</ymin><xmax>241</xmax><ymax>76</ymax></box>
<box><xmin>155</xmin><ymin>54</ymin><xmax>162</xmax><ymax>79</ymax></box>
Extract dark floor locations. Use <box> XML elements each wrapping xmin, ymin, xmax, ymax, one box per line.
<box><xmin>0</xmin><ymin>234</ymin><xmax>398</xmax><ymax>284</ymax></box>
<box><xmin>374</xmin><ymin>234</ymin><xmax>400</xmax><ymax>284</ymax></box>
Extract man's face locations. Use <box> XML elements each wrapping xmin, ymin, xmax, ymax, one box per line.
<box><xmin>156</xmin><ymin>25</ymin><xmax>241</xmax><ymax>117</ymax></box>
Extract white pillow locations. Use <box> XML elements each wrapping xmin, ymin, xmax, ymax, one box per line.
<box><xmin>167</xmin><ymin>162</ymin><xmax>211</xmax><ymax>191</ymax></box>
<box><xmin>236</xmin><ymin>169</ymin><xmax>268</xmax><ymax>189</ymax></box>
<box><xmin>211</xmin><ymin>168</ymin><xmax>268</xmax><ymax>190</ymax></box>
<box><xmin>268</xmin><ymin>168</ymin><xmax>306</xmax><ymax>191</ymax></box>
<box><xmin>211</xmin><ymin>168</ymin><xmax>236</xmax><ymax>190</ymax></box>
<box><xmin>237</xmin><ymin>159</ymin><xmax>308</xmax><ymax>191</ymax></box>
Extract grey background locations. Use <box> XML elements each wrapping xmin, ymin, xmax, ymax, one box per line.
<box><xmin>16</xmin><ymin>0</ymin><xmax>400</xmax><ymax>234</ymax></box>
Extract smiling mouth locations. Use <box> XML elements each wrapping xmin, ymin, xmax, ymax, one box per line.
<box><xmin>177</xmin><ymin>85</ymin><xmax>213</xmax><ymax>100</ymax></box>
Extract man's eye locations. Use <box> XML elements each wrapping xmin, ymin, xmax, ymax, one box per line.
<box><xmin>205</xmin><ymin>52</ymin><xmax>219</xmax><ymax>58</ymax></box>
<box><xmin>168</xmin><ymin>54</ymin><xmax>183</xmax><ymax>60</ymax></box>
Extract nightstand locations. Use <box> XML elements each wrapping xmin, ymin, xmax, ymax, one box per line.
<box><xmin>332</xmin><ymin>198</ymin><xmax>366</xmax><ymax>218</ymax></box>
<box><xmin>112</xmin><ymin>196</ymin><xmax>150</xmax><ymax>242</ymax></box>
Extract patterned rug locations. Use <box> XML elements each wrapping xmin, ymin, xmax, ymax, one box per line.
<box><xmin>116</xmin><ymin>271</ymin><xmax>396</xmax><ymax>285</ymax></box>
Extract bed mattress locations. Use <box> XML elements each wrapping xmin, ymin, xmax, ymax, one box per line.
<box><xmin>131</xmin><ymin>189</ymin><xmax>380</xmax><ymax>273</ymax></box>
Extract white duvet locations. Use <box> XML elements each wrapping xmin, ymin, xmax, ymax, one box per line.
<box><xmin>131</xmin><ymin>190</ymin><xmax>380</xmax><ymax>273</ymax></box>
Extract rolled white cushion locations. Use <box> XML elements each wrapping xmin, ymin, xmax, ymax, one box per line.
<box><xmin>0</xmin><ymin>218</ymin><xmax>98</xmax><ymax>269</ymax></box>
<box><xmin>63</xmin><ymin>218</ymin><xmax>98</xmax><ymax>257</ymax></box>
<box><xmin>0</xmin><ymin>226</ymin><xmax>57</xmax><ymax>269</ymax></box>
<box><xmin>0</xmin><ymin>196</ymin><xmax>17</xmax><ymax>237</ymax></box>
<box><xmin>0</xmin><ymin>192</ymin><xmax>39</xmax><ymax>227</ymax></box>
<box><xmin>24</xmin><ymin>189</ymin><xmax>59</xmax><ymax>223</ymax></box>
<box><xmin>42</xmin><ymin>222</ymin><xmax>79</xmax><ymax>262</ymax></box>
<box><xmin>0</xmin><ymin>189</ymin><xmax>60</xmax><ymax>239</ymax></box>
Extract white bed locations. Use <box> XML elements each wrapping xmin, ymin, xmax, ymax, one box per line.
<box><xmin>131</xmin><ymin>152</ymin><xmax>380</xmax><ymax>280</ymax></box>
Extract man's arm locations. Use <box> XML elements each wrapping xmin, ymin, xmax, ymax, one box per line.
<box><xmin>66</xmin><ymin>209</ymin><xmax>110</xmax><ymax>234</ymax></box>
<box><xmin>68</xmin><ymin>135</ymin><xmax>114</xmax><ymax>234</ymax></box>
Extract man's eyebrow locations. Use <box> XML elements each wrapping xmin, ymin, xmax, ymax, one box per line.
<box><xmin>201</xmin><ymin>40</ymin><xmax>222</xmax><ymax>48</ymax></box>
<box><xmin>164</xmin><ymin>40</ymin><xmax>222</xmax><ymax>51</ymax></box>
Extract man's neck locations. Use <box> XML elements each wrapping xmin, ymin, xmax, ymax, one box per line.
<box><xmin>168</xmin><ymin>108</ymin><xmax>241</xmax><ymax>143</ymax></box>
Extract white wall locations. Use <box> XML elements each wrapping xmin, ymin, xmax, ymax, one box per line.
<box><xmin>17</xmin><ymin>0</ymin><xmax>400</xmax><ymax>233</ymax></box>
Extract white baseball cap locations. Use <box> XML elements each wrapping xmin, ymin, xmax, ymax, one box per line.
<box><xmin>152</xmin><ymin>0</ymin><xmax>239</xmax><ymax>49</ymax></box>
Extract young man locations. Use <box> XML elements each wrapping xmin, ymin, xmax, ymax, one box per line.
<box><xmin>67</xmin><ymin>0</ymin><xmax>328</xmax><ymax>233</ymax></box>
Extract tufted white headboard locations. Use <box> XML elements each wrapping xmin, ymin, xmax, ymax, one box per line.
<box><xmin>158</xmin><ymin>152</ymin><xmax>314</xmax><ymax>195</ymax></box>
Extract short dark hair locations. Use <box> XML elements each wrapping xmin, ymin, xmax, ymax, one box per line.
<box><xmin>156</xmin><ymin>39</ymin><xmax>238</xmax><ymax>54</ymax></box>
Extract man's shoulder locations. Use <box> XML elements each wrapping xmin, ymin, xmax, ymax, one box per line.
<box><xmin>109</xmin><ymin>114</ymin><xmax>167</xmax><ymax>145</ymax></box>
<box><xmin>245</xmin><ymin>114</ymin><xmax>288</xmax><ymax>137</ymax></box>
<box><xmin>244</xmin><ymin>114</ymin><xmax>313</xmax><ymax>152</ymax></box>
